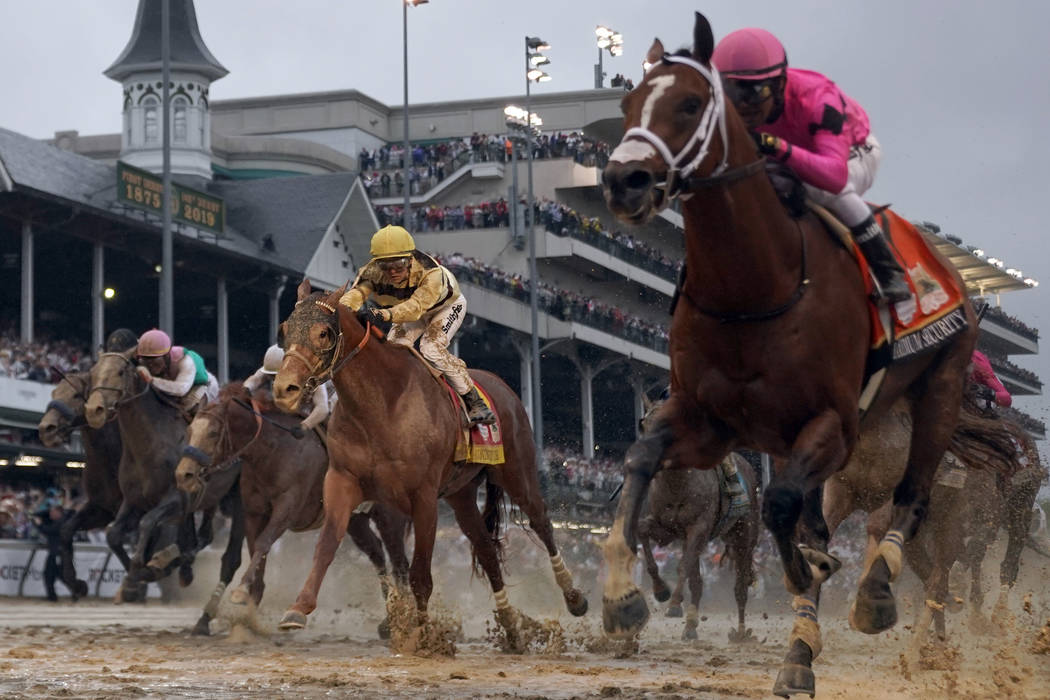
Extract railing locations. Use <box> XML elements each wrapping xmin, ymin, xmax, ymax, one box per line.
<box><xmin>997</xmin><ymin>406</ymin><xmax>1047</xmax><ymax>436</ymax></box>
<box><xmin>443</xmin><ymin>259</ymin><xmax>670</xmax><ymax>355</ymax></box>
<box><xmin>545</xmin><ymin>222</ymin><xmax>680</xmax><ymax>282</ymax></box>
<box><xmin>988</xmin><ymin>354</ymin><xmax>1042</xmax><ymax>388</ymax></box>
<box><xmin>983</xmin><ymin>305</ymin><xmax>1039</xmax><ymax>342</ymax></box>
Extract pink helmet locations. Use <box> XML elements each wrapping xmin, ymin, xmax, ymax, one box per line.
<box><xmin>712</xmin><ymin>28</ymin><xmax>787</xmax><ymax>80</ymax></box>
<box><xmin>137</xmin><ymin>329</ymin><xmax>172</xmax><ymax>357</ymax></box>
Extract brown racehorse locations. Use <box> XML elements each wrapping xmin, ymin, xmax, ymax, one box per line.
<box><xmin>600</xmin><ymin>12</ymin><xmax>976</xmax><ymax>697</ymax></box>
<box><xmin>271</xmin><ymin>279</ymin><xmax>587</xmax><ymax>645</ymax></box>
<box><xmin>175</xmin><ymin>381</ymin><xmax>411</xmax><ymax>638</ymax></box>
<box><xmin>38</xmin><ymin>370</ymin><xmax>122</xmax><ymax>599</ymax></box>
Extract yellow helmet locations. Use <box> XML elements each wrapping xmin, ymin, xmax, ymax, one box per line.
<box><xmin>369</xmin><ymin>225</ymin><xmax>416</xmax><ymax>260</ymax></box>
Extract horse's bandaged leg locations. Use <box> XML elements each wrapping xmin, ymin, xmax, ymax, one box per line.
<box><xmin>685</xmin><ymin>604</ymin><xmax>699</xmax><ymax>626</ymax></box>
<box><xmin>203</xmin><ymin>582</ymin><xmax>227</xmax><ymax>618</ymax></box>
<box><xmin>493</xmin><ymin>587</ymin><xmax>512</xmax><ymax>612</ymax></box>
<box><xmin>550</xmin><ymin>553</ymin><xmax>574</xmax><ymax>592</ymax></box>
<box><xmin>603</xmin><ymin>518</ymin><xmax>637</xmax><ymax>599</ymax></box>
<box><xmin>874</xmin><ymin>529</ymin><xmax>904</xmax><ymax>582</ymax></box>
<box><xmin>789</xmin><ymin>594</ymin><xmax>822</xmax><ymax>659</ymax></box>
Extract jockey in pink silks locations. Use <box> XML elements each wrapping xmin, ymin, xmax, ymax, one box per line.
<box><xmin>712</xmin><ymin>28</ymin><xmax>912</xmax><ymax>304</ymax></box>
<box><xmin>970</xmin><ymin>350</ymin><xmax>1012</xmax><ymax>407</ymax></box>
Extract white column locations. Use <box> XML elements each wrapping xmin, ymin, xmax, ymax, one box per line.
<box><xmin>581</xmin><ymin>364</ymin><xmax>595</xmax><ymax>460</ymax></box>
<box><xmin>20</xmin><ymin>221</ymin><xmax>33</xmax><ymax>342</ymax></box>
<box><xmin>217</xmin><ymin>277</ymin><xmax>229</xmax><ymax>385</ymax></box>
<box><xmin>92</xmin><ymin>243</ymin><xmax>105</xmax><ymax>358</ymax></box>
<box><xmin>510</xmin><ymin>335</ymin><xmax>533</xmax><ymax>426</ymax></box>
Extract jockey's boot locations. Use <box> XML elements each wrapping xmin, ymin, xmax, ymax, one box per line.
<box><xmin>460</xmin><ymin>386</ymin><xmax>496</xmax><ymax>426</ymax></box>
<box><xmin>850</xmin><ymin>216</ymin><xmax>912</xmax><ymax>304</ymax></box>
<box><xmin>720</xmin><ymin>458</ymin><xmax>749</xmax><ymax>512</ymax></box>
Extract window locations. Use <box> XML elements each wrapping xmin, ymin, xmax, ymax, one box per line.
<box><xmin>173</xmin><ymin>98</ymin><xmax>188</xmax><ymax>143</ymax></box>
<box><xmin>143</xmin><ymin>97</ymin><xmax>159</xmax><ymax>144</ymax></box>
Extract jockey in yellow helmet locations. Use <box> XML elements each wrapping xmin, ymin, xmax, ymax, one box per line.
<box><xmin>340</xmin><ymin>225</ymin><xmax>495</xmax><ymax>426</ymax></box>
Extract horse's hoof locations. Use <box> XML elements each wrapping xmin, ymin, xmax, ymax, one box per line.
<box><xmin>377</xmin><ymin>616</ymin><xmax>391</xmax><ymax>640</ymax></box>
<box><xmin>278</xmin><ymin>610</ymin><xmax>308</xmax><ymax>631</ymax></box>
<box><xmin>850</xmin><ymin>591</ymin><xmax>897</xmax><ymax>635</ymax></box>
<box><xmin>118</xmin><ymin>583</ymin><xmax>139</xmax><ymax>604</ymax></box>
<box><xmin>178</xmin><ymin>565</ymin><xmax>194</xmax><ymax>588</ymax></box>
<box><xmin>653</xmin><ymin>586</ymin><xmax>671</xmax><ymax>603</ymax></box>
<box><xmin>229</xmin><ymin>586</ymin><xmax>251</xmax><ymax>606</ymax></box>
<box><xmin>192</xmin><ymin>617</ymin><xmax>212</xmax><ymax>636</ymax></box>
<box><xmin>565</xmin><ymin>590</ymin><xmax>588</xmax><ymax>617</ymax></box>
<box><xmin>73</xmin><ymin>579</ymin><xmax>89</xmax><ymax>599</ymax></box>
<box><xmin>666</xmin><ymin>604</ymin><xmax>683</xmax><ymax>618</ymax></box>
<box><xmin>682</xmin><ymin>625</ymin><xmax>698</xmax><ymax>641</ymax></box>
<box><xmin>728</xmin><ymin>627</ymin><xmax>755</xmax><ymax>644</ymax></box>
<box><xmin>772</xmin><ymin>663</ymin><xmax>815</xmax><ymax>698</ymax></box>
<box><xmin>602</xmin><ymin>588</ymin><xmax>649</xmax><ymax>640</ymax></box>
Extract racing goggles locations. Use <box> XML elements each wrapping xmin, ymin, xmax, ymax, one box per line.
<box><xmin>377</xmin><ymin>256</ymin><xmax>412</xmax><ymax>272</ymax></box>
<box><xmin>723</xmin><ymin>78</ymin><xmax>776</xmax><ymax>106</ymax></box>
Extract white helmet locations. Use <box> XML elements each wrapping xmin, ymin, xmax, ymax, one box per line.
<box><xmin>261</xmin><ymin>344</ymin><xmax>285</xmax><ymax>375</ymax></box>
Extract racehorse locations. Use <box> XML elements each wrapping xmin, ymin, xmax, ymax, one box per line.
<box><xmin>37</xmin><ymin>370</ymin><xmax>122</xmax><ymax>599</ymax></box>
<box><xmin>271</xmin><ymin>279</ymin><xmax>588</xmax><ymax>646</ymax></box>
<box><xmin>84</xmin><ymin>347</ymin><xmax>206</xmax><ymax>601</ymax></box>
<box><xmin>175</xmin><ymin>381</ymin><xmax>411</xmax><ymax>638</ymax></box>
<box><xmin>638</xmin><ymin>451</ymin><xmax>759</xmax><ymax>642</ymax></box>
<box><xmin>599</xmin><ymin>12</ymin><xmax>976</xmax><ymax>696</ymax></box>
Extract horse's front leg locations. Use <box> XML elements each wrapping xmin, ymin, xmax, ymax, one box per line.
<box><xmin>601</xmin><ymin>420</ymin><xmax>677</xmax><ymax>639</ymax></box>
<box><xmin>767</xmin><ymin>410</ymin><xmax>847</xmax><ymax>699</ymax></box>
<box><xmin>638</xmin><ymin>518</ymin><xmax>669</xmax><ymax>603</ymax></box>
<box><xmin>678</xmin><ymin>519</ymin><xmax>708</xmax><ymax>641</ymax></box>
<box><xmin>279</xmin><ymin>468</ymin><xmax>361</xmax><ymax>630</ymax></box>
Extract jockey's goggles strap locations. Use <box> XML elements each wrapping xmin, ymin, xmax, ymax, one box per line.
<box><xmin>621</xmin><ymin>54</ymin><xmax>729</xmax><ymax>202</ymax></box>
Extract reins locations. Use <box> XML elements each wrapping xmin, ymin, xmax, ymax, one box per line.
<box><xmin>180</xmin><ymin>396</ymin><xmax>265</xmax><ymax>511</ymax></box>
<box><xmin>87</xmin><ymin>352</ymin><xmax>154</xmax><ymax>423</ymax></box>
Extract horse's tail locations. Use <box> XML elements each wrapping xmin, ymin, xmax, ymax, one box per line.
<box><xmin>474</xmin><ymin>473</ymin><xmax>506</xmax><ymax>576</ymax></box>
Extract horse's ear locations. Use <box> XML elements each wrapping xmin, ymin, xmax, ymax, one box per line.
<box><xmin>277</xmin><ymin>321</ymin><xmax>286</xmax><ymax>349</ymax></box>
<box><xmin>692</xmin><ymin>12</ymin><xmax>715</xmax><ymax>64</ymax></box>
<box><xmin>644</xmin><ymin>38</ymin><xmax>665</xmax><ymax>70</ymax></box>
<box><xmin>641</xmin><ymin>392</ymin><xmax>654</xmax><ymax>414</ymax></box>
<box><xmin>325</xmin><ymin>280</ymin><xmax>349</xmax><ymax>308</ymax></box>
<box><xmin>296</xmin><ymin>278</ymin><xmax>312</xmax><ymax>302</ymax></box>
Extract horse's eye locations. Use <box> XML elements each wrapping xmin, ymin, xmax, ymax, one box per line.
<box><xmin>681</xmin><ymin>97</ymin><xmax>702</xmax><ymax>115</ymax></box>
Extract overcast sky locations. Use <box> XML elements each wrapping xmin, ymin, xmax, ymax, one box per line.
<box><xmin>3</xmin><ymin>0</ymin><xmax>1050</xmax><ymax>433</ymax></box>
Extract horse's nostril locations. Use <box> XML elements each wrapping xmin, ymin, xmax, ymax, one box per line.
<box><xmin>624</xmin><ymin>169</ymin><xmax>653</xmax><ymax>191</ymax></box>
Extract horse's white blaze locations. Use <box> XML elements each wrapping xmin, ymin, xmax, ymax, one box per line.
<box><xmin>609</xmin><ymin>139</ymin><xmax>657</xmax><ymax>164</ymax></box>
<box><xmin>640</xmin><ymin>74</ymin><xmax>675</xmax><ymax>130</ymax></box>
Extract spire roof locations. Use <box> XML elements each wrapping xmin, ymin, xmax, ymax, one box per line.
<box><xmin>104</xmin><ymin>0</ymin><xmax>227</xmax><ymax>82</ymax></box>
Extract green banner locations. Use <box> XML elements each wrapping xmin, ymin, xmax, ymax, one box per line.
<box><xmin>117</xmin><ymin>161</ymin><xmax>225</xmax><ymax>235</ymax></box>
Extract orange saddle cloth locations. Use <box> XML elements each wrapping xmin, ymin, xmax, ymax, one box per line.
<box><xmin>859</xmin><ymin>208</ymin><xmax>969</xmax><ymax>373</ymax></box>
<box><xmin>442</xmin><ymin>381</ymin><xmax>505</xmax><ymax>465</ymax></box>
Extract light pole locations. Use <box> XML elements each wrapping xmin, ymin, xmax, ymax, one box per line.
<box><xmin>402</xmin><ymin>0</ymin><xmax>429</xmax><ymax>232</ymax></box>
<box><xmin>525</xmin><ymin>36</ymin><xmax>550</xmax><ymax>467</ymax></box>
<box><xmin>594</xmin><ymin>26</ymin><xmax>623</xmax><ymax>89</ymax></box>
<box><xmin>503</xmin><ymin>105</ymin><xmax>542</xmax><ymax>249</ymax></box>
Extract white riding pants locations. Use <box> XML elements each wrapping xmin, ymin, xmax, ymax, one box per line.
<box><xmin>804</xmin><ymin>133</ymin><xmax>881</xmax><ymax>228</ymax></box>
<box><xmin>389</xmin><ymin>294</ymin><xmax>474</xmax><ymax>394</ymax></box>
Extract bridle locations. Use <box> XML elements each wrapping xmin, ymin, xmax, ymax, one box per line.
<box><xmin>44</xmin><ymin>369</ymin><xmax>89</xmax><ymax>436</ymax></box>
<box><xmin>87</xmin><ymin>352</ymin><xmax>152</xmax><ymax>423</ymax></box>
<box><xmin>617</xmin><ymin>54</ymin><xmax>764</xmax><ymax>205</ymax></box>
<box><xmin>179</xmin><ymin>397</ymin><xmax>264</xmax><ymax>511</ymax></box>
<box><xmin>283</xmin><ymin>299</ymin><xmax>373</xmax><ymax>395</ymax></box>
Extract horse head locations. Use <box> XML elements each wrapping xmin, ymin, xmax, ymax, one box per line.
<box><xmin>602</xmin><ymin>12</ymin><xmax>750</xmax><ymax>224</ymax></box>
<box><xmin>85</xmin><ymin>347</ymin><xmax>141</xmax><ymax>429</ymax></box>
<box><xmin>38</xmin><ymin>371</ymin><xmax>90</xmax><ymax>447</ymax></box>
<box><xmin>176</xmin><ymin>395</ymin><xmax>228</xmax><ymax>497</ymax></box>
<box><xmin>273</xmin><ymin>278</ymin><xmax>354</xmax><ymax>413</ymax></box>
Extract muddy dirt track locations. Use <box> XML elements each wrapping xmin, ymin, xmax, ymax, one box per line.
<box><xmin>2</xmin><ymin>528</ymin><xmax>1049</xmax><ymax>699</ymax></box>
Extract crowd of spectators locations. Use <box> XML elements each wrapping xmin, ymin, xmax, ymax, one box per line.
<box><xmin>0</xmin><ymin>485</ymin><xmax>74</xmax><ymax>541</ymax></box>
<box><xmin>987</xmin><ymin>352</ymin><xmax>1042</xmax><ymax>387</ymax></box>
<box><xmin>437</xmin><ymin>252</ymin><xmax>670</xmax><ymax>353</ymax></box>
<box><xmin>375</xmin><ymin>196</ymin><xmax>681</xmax><ymax>282</ymax></box>
<box><xmin>982</xmin><ymin>304</ymin><xmax>1039</xmax><ymax>341</ymax></box>
<box><xmin>998</xmin><ymin>405</ymin><xmax>1047</xmax><ymax>435</ymax></box>
<box><xmin>542</xmin><ymin>446</ymin><xmax>621</xmax><ymax>499</ymax></box>
<box><xmin>361</xmin><ymin>132</ymin><xmax>611</xmax><ymax>200</ymax></box>
<box><xmin>0</xmin><ymin>329</ymin><xmax>92</xmax><ymax>384</ymax></box>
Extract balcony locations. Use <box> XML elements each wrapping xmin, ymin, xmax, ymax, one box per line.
<box><xmin>987</xmin><ymin>355</ymin><xmax>1042</xmax><ymax>396</ymax></box>
<box><xmin>997</xmin><ymin>406</ymin><xmax>1046</xmax><ymax>440</ymax></box>
<box><xmin>979</xmin><ymin>305</ymin><xmax>1039</xmax><ymax>356</ymax></box>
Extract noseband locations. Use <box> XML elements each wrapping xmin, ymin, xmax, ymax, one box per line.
<box><xmin>87</xmin><ymin>352</ymin><xmax>150</xmax><ymax>423</ymax></box>
<box><xmin>179</xmin><ymin>398</ymin><xmax>264</xmax><ymax>511</ymax></box>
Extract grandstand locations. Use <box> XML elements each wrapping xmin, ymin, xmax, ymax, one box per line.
<box><xmin>0</xmin><ymin>0</ymin><xmax>1042</xmax><ymax>497</ymax></box>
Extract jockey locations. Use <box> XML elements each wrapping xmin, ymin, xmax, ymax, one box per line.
<box><xmin>970</xmin><ymin>350</ymin><xmax>1012</xmax><ymax>407</ymax></box>
<box><xmin>339</xmin><ymin>225</ymin><xmax>496</xmax><ymax>426</ymax></box>
<box><xmin>712</xmin><ymin>28</ymin><xmax>912</xmax><ymax>304</ymax></box>
<box><xmin>243</xmin><ymin>344</ymin><xmax>333</xmax><ymax>439</ymax></box>
<box><xmin>135</xmin><ymin>329</ymin><xmax>219</xmax><ymax>413</ymax></box>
